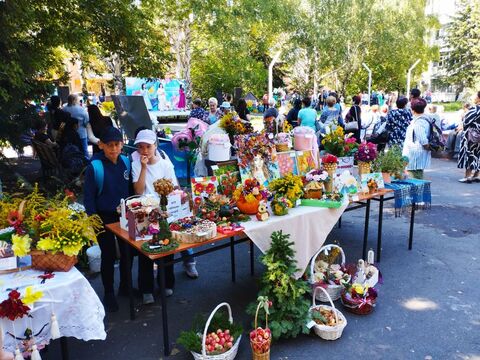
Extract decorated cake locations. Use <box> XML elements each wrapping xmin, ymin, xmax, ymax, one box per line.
<box><xmin>169</xmin><ymin>217</ymin><xmax>217</xmax><ymax>243</ymax></box>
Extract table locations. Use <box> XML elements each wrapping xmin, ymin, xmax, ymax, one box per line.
<box><xmin>0</xmin><ymin>267</ymin><xmax>106</xmax><ymax>359</ymax></box>
<box><xmin>106</xmin><ymin>193</ymin><xmax>383</xmax><ymax>356</ymax></box>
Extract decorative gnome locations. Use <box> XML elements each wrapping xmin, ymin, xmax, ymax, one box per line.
<box><xmin>256</xmin><ymin>201</ymin><xmax>270</xmax><ymax>221</ymax></box>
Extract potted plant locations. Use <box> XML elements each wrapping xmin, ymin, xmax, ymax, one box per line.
<box><xmin>355</xmin><ymin>142</ymin><xmax>378</xmax><ymax>177</ymax></box>
<box><xmin>371</xmin><ymin>145</ymin><xmax>406</xmax><ymax>183</ymax></box>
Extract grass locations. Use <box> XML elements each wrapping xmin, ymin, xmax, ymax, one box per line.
<box><xmin>433</xmin><ymin>102</ymin><xmax>463</xmax><ymax>112</ymax></box>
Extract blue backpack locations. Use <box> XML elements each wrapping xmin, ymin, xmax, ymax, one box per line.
<box><xmin>91</xmin><ymin>155</ymin><xmax>130</xmax><ymax>196</ymax></box>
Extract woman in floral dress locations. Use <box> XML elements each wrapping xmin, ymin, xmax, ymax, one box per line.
<box><xmin>458</xmin><ymin>91</ymin><xmax>480</xmax><ymax>183</ymax></box>
<box><xmin>386</xmin><ymin>96</ymin><xmax>412</xmax><ymax>148</ymax></box>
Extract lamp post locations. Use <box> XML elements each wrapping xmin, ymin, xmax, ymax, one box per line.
<box><xmin>268</xmin><ymin>51</ymin><xmax>281</xmax><ymax>101</ymax></box>
<box><xmin>407</xmin><ymin>59</ymin><xmax>421</xmax><ymax>97</ymax></box>
<box><xmin>362</xmin><ymin>63</ymin><xmax>372</xmax><ymax>106</ymax></box>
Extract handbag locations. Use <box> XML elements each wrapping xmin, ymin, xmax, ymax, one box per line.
<box><xmin>345</xmin><ymin>106</ymin><xmax>359</xmax><ymax>131</ymax></box>
<box><xmin>467</xmin><ymin>128</ymin><xmax>480</xmax><ymax>143</ymax></box>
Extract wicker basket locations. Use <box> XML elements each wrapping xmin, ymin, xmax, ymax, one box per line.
<box><xmin>191</xmin><ymin>302</ymin><xmax>241</xmax><ymax>360</ymax></box>
<box><xmin>275</xmin><ymin>144</ymin><xmax>289</xmax><ymax>152</ymax></box>
<box><xmin>309</xmin><ymin>245</ymin><xmax>347</xmax><ymax>302</ymax></box>
<box><xmin>31</xmin><ymin>250</ymin><xmax>77</xmax><ymax>272</ymax></box>
<box><xmin>250</xmin><ymin>302</ymin><xmax>271</xmax><ymax>360</ymax></box>
<box><xmin>340</xmin><ymin>293</ymin><xmax>376</xmax><ymax>315</ymax></box>
<box><xmin>309</xmin><ymin>287</ymin><xmax>347</xmax><ymax>340</ymax></box>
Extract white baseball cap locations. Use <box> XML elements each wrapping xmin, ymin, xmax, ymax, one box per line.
<box><xmin>134</xmin><ymin>129</ymin><xmax>157</xmax><ymax>145</ymax></box>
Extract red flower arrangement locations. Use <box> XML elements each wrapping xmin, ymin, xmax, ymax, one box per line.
<box><xmin>356</xmin><ymin>142</ymin><xmax>378</xmax><ymax>162</ymax></box>
<box><xmin>321</xmin><ymin>154</ymin><xmax>338</xmax><ymax>164</ymax></box>
<box><xmin>0</xmin><ymin>290</ymin><xmax>30</xmax><ymax>321</ymax></box>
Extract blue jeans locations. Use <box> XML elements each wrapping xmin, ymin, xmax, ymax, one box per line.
<box><xmin>181</xmin><ymin>249</ymin><xmax>195</xmax><ymax>265</ymax></box>
<box><xmin>80</xmin><ymin>137</ymin><xmax>89</xmax><ymax>160</ymax></box>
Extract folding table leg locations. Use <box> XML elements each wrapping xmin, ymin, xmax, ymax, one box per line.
<box><xmin>230</xmin><ymin>237</ymin><xmax>236</xmax><ymax>282</ymax></box>
<box><xmin>362</xmin><ymin>199</ymin><xmax>371</xmax><ymax>260</ymax></box>
<box><xmin>249</xmin><ymin>240</ymin><xmax>255</xmax><ymax>276</ymax></box>
<box><xmin>158</xmin><ymin>257</ymin><xmax>170</xmax><ymax>356</ymax></box>
<box><xmin>377</xmin><ymin>195</ymin><xmax>384</xmax><ymax>262</ymax></box>
<box><xmin>60</xmin><ymin>337</ymin><xmax>69</xmax><ymax>360</ymax></box>
<box><xmin>408</xmin><ymin>203</ymin><xmax>416</xmax><ymax>250</ymax></box>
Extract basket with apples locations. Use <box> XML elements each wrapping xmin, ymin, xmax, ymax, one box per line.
<box><xmin>185</xmin><ymin>302</ymin><xmax>242</xmax><ymax>360</ymax></box>
<box><xmin>250</xmin><ymin>296</ymin><xmax>272</xmax><ymax>360</ymax></box>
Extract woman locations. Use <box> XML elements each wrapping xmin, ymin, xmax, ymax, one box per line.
<box><xmin>297</xmin><ymin>97</ymin><xmax>317</xmax><ymax>131</ymax></box>
<box><xmin>140</xmin><ymin>83</ymin><xmax>152</xmax><ymax>110</ymax></box>
<box><xmin>319</xmin><ymin>96</ymin><xmax>343</xmax><ymax>131</ymax></box>
<box><xmin>87</xmin><ymin>104</ymin><xmax>113</xmax><ymax>153</ymax></box>
<box><xmin>177</xmin><ymin>84</ymin><xmax>186</xmax><ymax>110</ymax></box>
<box><xmin>458</xmin><ymin>91</ymin><xmax>480</xmax><ymax>183</ymax></box>
<box><xmin>385</xmin><ymin>96</ymin><xmax>412</xmax><ymax>148</ymax></box>
<box><xmin>286</xmin><ymin>98</ymin><xmax>302</xmax><ymax>127</ymax></box>
<box><xmin>236</xmin><ymin>98</ymin><xmax>250</xmax><ymax>121</ymax></box>
<box><xmin>345</xmin><ymin>95</ymin><xmax>362</xmax><ymax>143</ymax></box>
<box><xmin>402</xmin><ymin>98</ymin><xmax>431</xmax><ymax>179</ymax></box>
<box><xmin>203</xmin><ymin>97</ymin><xmax>223</xmax><ymax>125</ymax></box>
<box><xmin>157</xmin><ymin>83</ymin><xmax>168</xmax><ymax>111</ymax></box>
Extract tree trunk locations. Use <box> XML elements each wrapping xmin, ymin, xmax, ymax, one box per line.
<box><xmin>112</xmin><ymin>53</ymin><xmax>124</xmax><ymax>95</ymax></box>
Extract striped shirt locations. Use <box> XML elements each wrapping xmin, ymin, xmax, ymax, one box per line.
<box><xmin>402</xmin><ymin>115</ymin><xmax>431</xmax><ymax>170</ymax></box>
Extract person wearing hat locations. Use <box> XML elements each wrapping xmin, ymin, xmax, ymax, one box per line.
<box><xmin>84</xmin><ymin>126</ymin><xmax>132</xmax><ymax>312</ymax></box>
<box><xmin>132</xmin><ymin>129</ymin><xmax>199</xmax><ymax>304</ymax></box>
<box><xmin>220</xmin><ymin>101</ymin><xmax>232</xmax><ymax>114</ymax></box>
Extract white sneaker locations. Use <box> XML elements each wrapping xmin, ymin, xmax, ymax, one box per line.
<box><xmin>142</xmin><ymin>293</ymin><xmax>155</xmax><ymax>305</ymax></box>
<box><xmin>184</xmin><ymin>263</ymin><xmax>199</xmax><ymax>279</ymax></box>
<box><xmin>165</xmin><ymin>288</ymin><xmax>174</xmax><ymax>297</ymax></box>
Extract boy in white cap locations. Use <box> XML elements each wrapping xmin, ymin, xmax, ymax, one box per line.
<box><xmin>132</xmin><ymin>129</ymin><xmax>198</xmax><ymax>304</ymax></box>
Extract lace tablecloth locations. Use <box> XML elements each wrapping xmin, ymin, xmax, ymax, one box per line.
<box><xmin>243</xmin><ymin>203</ymin><xmax>348</xmax><ymax>279</ymax></box>
<box><xmin>0</xmin><ymin>267</ymin><xmax>106</xmax><ymax>352</ymax></box>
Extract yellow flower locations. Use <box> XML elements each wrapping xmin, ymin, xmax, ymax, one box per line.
<box><xmin>36</xmin><ymin>237</ymin><xmax>56</xmax><ymax>252</ymax></box>
<box><xmin>22</xmin><ymin>286</ymin><xmax>43</xmax><ymax>305</ymax></box>
<box><xmin>11</xmin><ymin>234</ymin><xmax>31</xmax><ymax>257</ymax></box>
<box><xmin>352</xmin><ymin>283</ymin><xmax>365</xmax><ymax>295</ymax></box>
<box><xmin>61</xmin><ymin>243</ymin><xmax>83</xmax><ymax>256</ymax></box>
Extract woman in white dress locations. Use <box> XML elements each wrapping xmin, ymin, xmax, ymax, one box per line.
<box><xmin>156</xmin><ymin>83</ymin><xmax>168</xmax><ymax>111</ymax></box>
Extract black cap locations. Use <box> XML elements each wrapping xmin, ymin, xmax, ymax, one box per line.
<box><xmin>100</xmin><ymin>127</ymin><xmax>123</xmax><ymax>143</ymax></box>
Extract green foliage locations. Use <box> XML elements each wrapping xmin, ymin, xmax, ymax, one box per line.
<box><xmin>434</xmin><ymin>102</ymin><xmax>463</xmax><ymax>112</ymax></box>
<box><xmin>246</xmin><ymin>231</ymin><xmax>310</xmax><ymax>340</ymax></box>
<box><xmin>444</xmin><ymin>0</ymin><xmax>480</xmax><ymax>91</ymax></box>
<box><xmin>177</xmin><ymin>311</ymin><xmax>243</xmax><ymax>353</ymax></box>
<box><xmin>372</xmin><ymin>146</ymin><xmax>405</xmax><ymax>178</ymax></box>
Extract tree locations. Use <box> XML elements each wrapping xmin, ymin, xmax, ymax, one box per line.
<box><xmin>444</xmin><ymin>0</ymin><xmax>480</xmax><ymax>94</ymax></box>
<box><xmin>246</xmin><ymin>231</ymin><xmax>310</xmax><ymax>340</ymax></box>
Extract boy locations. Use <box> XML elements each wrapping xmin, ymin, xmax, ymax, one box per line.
<box><xmin>84</xmin><ymin>126</ymin><xmax>131</xmax><ymax>312</ymax></box>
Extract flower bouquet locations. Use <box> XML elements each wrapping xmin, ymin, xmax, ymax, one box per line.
<box><xmin>341</xmin><ymin>282</ymin><xmax>378</xmax><ymax>315</ymax></box>
<box><xmin>268</xmin><ymin>174</ymin><xmax>304</xmax><ymax>207</ymax></box>
<box><xmin>321</xmin><ymin>127</ymin><xmax>358</xmax><ymax>157</ymax></box>
<box><xmin>220</xmin><ymin>112</ymin><xmax>253</xmax><ymax>138</ymax></box>
<box><xmin>355</xmin><ymin>141</ymin><xmax>378</xmax><ymax>177</ymax></box>
<box><xmin>270</xmin><ymin>197</ymin><xmax>291</xmax><ymax>216</ymax></box>
<box><xmin>309</xmin><ymin>245</ymin><xmax>349</xmax><ymax>302</ymax></box>
<box><xmin>235</xmin><ymin>132</ymin><xmax>276</xmax><ymax>170</ymax></box>
<box><xmin>172</xmin><ymin>118</ymin><xmax>209</xmax><ymax>164</ymax></box>
<box><xmin>233</xmin><ymin>179</ymin><xmax>270</xmax><ymax>215</ymax></box>
<box><xmin>250</xmin><ymin>297</ymin><xmax>272</xmax><ymax>359</ymax></box>
<box><xmin>3</xmin><ymin>187</ymin><xmax>103</xmax><ymax>271</ymax></box>
<box><xmin>304</xmin><ymin>169</ymin><xmax>329</xmax><ymax>199</ymax></box>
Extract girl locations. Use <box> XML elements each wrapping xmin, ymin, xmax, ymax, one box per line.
<box><xmin>132</xmin><ymin>129</ymin><xmax>198</xmax><ymax>304</ymax></box>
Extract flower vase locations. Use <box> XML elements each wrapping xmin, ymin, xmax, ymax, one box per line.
<box><xmin>323</xmin><ymin>163</ymin><xmax>337</xmax><ymax>193</ymax></box>
<box><xmin>358</xmin><ymin>161</ymin><xmax>371</xmax><ymax>178</ymax></box>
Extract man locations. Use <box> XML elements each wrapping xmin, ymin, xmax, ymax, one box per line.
<box><xmin>63</xmin><ymin>94</ymin><xmax>91</xmax><ymax>159</ymax></box>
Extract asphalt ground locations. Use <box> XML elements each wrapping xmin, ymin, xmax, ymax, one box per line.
<box><xmin>2</xmin><ymin>155</ymin><xmax>480</xmax><ymax>360</ymax></box>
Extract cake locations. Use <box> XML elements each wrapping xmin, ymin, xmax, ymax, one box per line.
<box><xmin>169</xmin><ymin>217</ymin><xmax>217</xmax><ymax>243</ymax></box>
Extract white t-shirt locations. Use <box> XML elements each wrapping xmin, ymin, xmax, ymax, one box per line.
<box><xmin>132</xmin><ymin>154</ymin><xmax>179</xmax><ymax>196</ymax></box>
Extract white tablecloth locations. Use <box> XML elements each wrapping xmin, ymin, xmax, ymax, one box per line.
<box><xmin>243</xmin><ymin>203</ymin><xmax>348</xmax><ymax>278</ymax></box>
<box><xmin>0</xmin><ymin>267</ymin><xmax>106</xmax><ymax>352</ymax></box>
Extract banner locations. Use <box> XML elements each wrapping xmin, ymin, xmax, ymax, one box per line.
<box><xmin>125</xmin><ymin>77</ymin><xmax>187</xmax><ymax>111</ymax></box>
